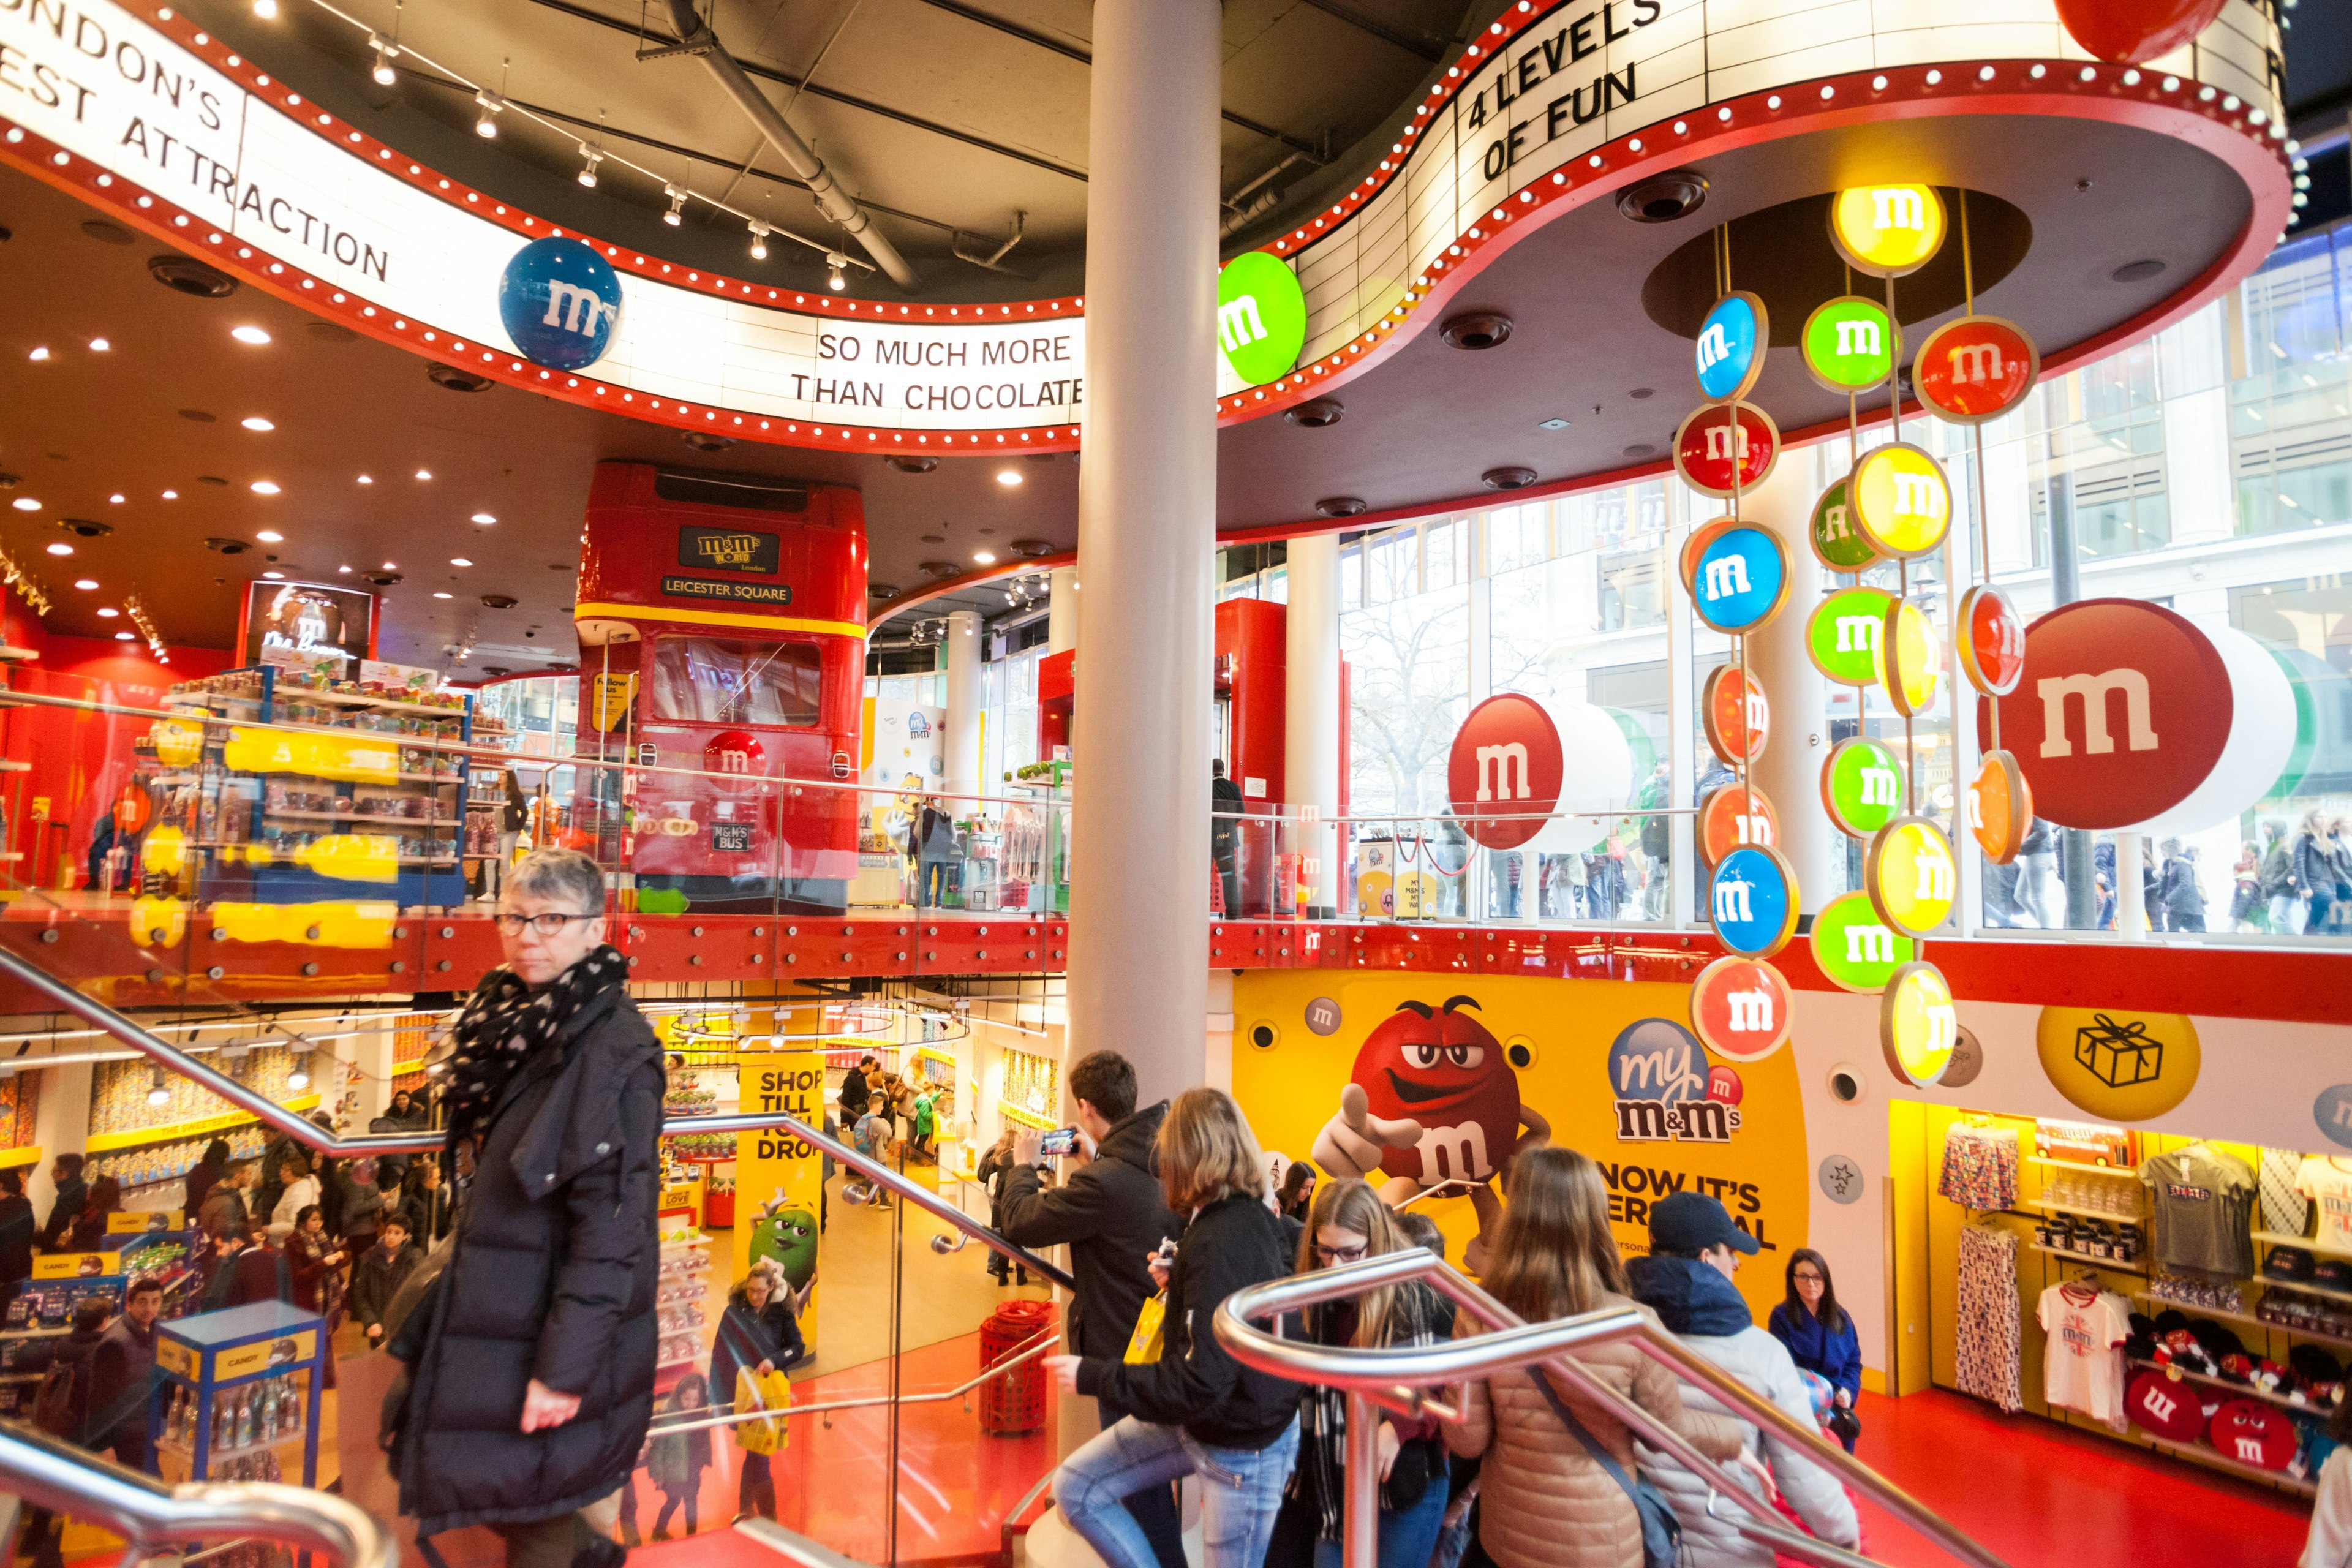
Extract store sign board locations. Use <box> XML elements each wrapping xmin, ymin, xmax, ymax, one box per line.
<box><xmin>1689</xmin><ymin>521</ymin><xmax>1790</xmax><ymax>635</ymax></box>
<box><xmin>1808</xmin><ymin>477</ymin><xmax>1878</xmax><ymax>573</ymax></box>
<box><xmin>1880</xmin><ymin>960</ymin><xmax>1959</xmax><ymax>1087</ymax></box>
<box><xmin>734</xmin><ymin>1052</ymin><xmax>826</xmax><ymax>1348</ymax></box>
<box><xmin>217</xmin><ymin>1330</ymin><xmax>317</xmax><ymax>1381</ymax></box>
<box><xmin>1801</xmin><ymin>296</ymin><xmax>1899</xmax><ymax>393</ymax></box>
<box><xmin>1806</xmin><ymin>587</ymin><xmax>1894</xmax><ymax>685</ymax></box>
<box><xmin>1673</xmin><ymin>403</ymin><xmax>1780</xmax><ymax>499</ymax></box>
<box><xmin>1849</xmin><ymin>443</ymin><xmax>1951</xmax><ymax>559</ymax></box>
<box><xmin>679</xmin><ymin>527</ymin><xmax>781</xmax><ymax>574</ymax></box>
<box><xmin>1694</xmin><ymin>292</ymin><xmax>1767</xmax><ymax>404</ymax></box>
<box><xmin>660</xmin><ymin>576</ymin><xmax>794</xmax><ymax>606</ymax></box>
<box><xmin>1606</xmin><ymin>1017</ymin><xmax>1744</xmax><ymax>1146</ymax></box>
<box><xmin>1810</xmin><ymin>891</ymin><xmax>1914</xmax><ymax>993</ymax></box>
<box><xmin>1975</xmin><ymin>599</ymin><xmax>2231</xmax><ymax>830</ymax></box>
<box><xmin>1915</xmin><ymin>315</ymin><xmax>2040</xmax><ymax>424</ymax></box>
<box><xmin>1217</xmin><ymin>253</ymin><xmax>1308</xmax><ymax>389</ymax></box>
<box><xmin>1697</xmin><ymin>781</ymin><xmax>1776</xmax><ymax>862</ymax></box>
<box><xmin>1688</xmin><ymin>955</ymin><xmax>1793</xmax><ymax>1061</ymax></box>
<box><xmin>1865</xmin><ymin>815</ymin><xmax>1957</xmax><ymax>937</ymax></box>
<box><xmin>1708</xmin><ymin>845</ymin><xmax>1797</xmax><ymax>958</ymax></box>
<box><xmin>1820</xmin><ymin>737</ymin><xmax>1905</xmax><ymax>839</ymax></box>
<box><xmin>1830</xmin><ymin>184</ymin><xmax>1947</xmax><ymax>277</ymax></box>
<box><xmin>0</xmin><ymin>1</ymin><xmax>1085</xmax><ymax>438</ymax></box>
<box><xmin>1702</xmin><ymin>664</ymin><xmax>1768</xmax><ymax>765</ymax></box>
<box><xmin>1447</xmin><ymin>693</ymin><xmax>1565</xmax><ymax>850</ymax></box>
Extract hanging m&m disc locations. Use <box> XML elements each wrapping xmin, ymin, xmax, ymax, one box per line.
<box><xmin>1955</xmin><ymin>584</ymin><xmax>2027</xmax><ymax>696</ymax></box>
<box><xmin>1702</xmin><ymin>663</ymin><xmax>1769</xmax><ymax>765</ymax></box>
<box><xmin>1811</xmin><ymin>891</ymin><xmax>1915</xmax><ymax>993</ymax></box>
<box><xmin>1807</xmin><ymin>586</ymin><xmax>1895</xmax><ymax>687</ymax></box>
<box><xmin>1969</xmin><ymin>749</ymin><xmax>2034</xmax><ymax>865</ymax></box>
<box><xmin>1915</xmin><ymin>315</ymin><xmax>2038</xmax><ymax>424</ymax></box>
<box><xmin>1698</xmin><ymin>781</ymin><xmax>1778</xmax><ymax>864</ymax></box>
<box><xmin>1875</xmin><ymin>598</ymin><xmax>1944</xmax><ymax>717</ymax></box>
<box><xmin>1674</xmin><ymin>402</ymin><xmax>1781</xmax><ymax>499</ymax></box>
<box><xmin>1850</xmin><ymin>442</ymin><xmax>1953</xmax><ymax>559</ymax></box>
<box><xmin>1810</xmin><ymin>475</ymin><xmax>1879</xmax><ymax>573</ymax></box>
<box><xmin>1866</xmin><ymin>815</ymin><xmax>1958</xmax><ymax>938</ymax></box>
<box><xmin>1830</xmin><ymin>184</ymin><xmax>1947</xmax><ymax>278</ymax></box>
<box><xmin>1689</xmin><ymin>521</ymin><xmax>1791</xmax><ymax>635</ymax></box>
<box><xmin>1882</xmin><ymin>960</ymin><xmax>1960</xmax><ymax>1087</ymax></box>
<box><xmin>1695</xmin><ymin>291</ymin><xmax>1769</xmax><ymax>404</ymax></box>
<box><xmin>1821</xmin><ymin>737</ymin><xmax>1906</xmax><ymax>839</ymax></box>
<box><xmin>1709</xmin><ymin>845</ymin><xmax>1798</xmax><ymax>959</ymax></box>
<box><xmin>1802</xmin><ymin>296</ymin><xmax>1900</xmax><ymax>394</ymax></box>
<box><xmin>1690</xmin><ymin>955</ymin><xmax>1794</xmax><ymax>1061</ymax></box>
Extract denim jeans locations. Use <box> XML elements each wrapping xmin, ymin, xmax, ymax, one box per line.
<box><xmin>1057</xmin><ymin>1415</ymin><xmax>1301</xmax><ymax>1568</ymax></box>
<box><xmin>1309</xmin><ymin>1474</ymin><xmax>1450</xmax><ymax>1568</ymax></box>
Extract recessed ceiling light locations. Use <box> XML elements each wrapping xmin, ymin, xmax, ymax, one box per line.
<box><xmin>96</xmin><ymin>608</ymin><xmax>118</xmax><ymax>619</ymax></box>
<box><xmin>240</xmin><ymin>417</ymin><xmax>274</xmax><ymax>432</ymax></box>
<box><xmin>230</xmin><ymin>325</ymin><xmax>271</xmax><ymax>345</ymax></box>
<box><xmin>470</xmin><ymin>513</ymin><xmax>496</xmax><ymax>524</ymax></box>
<box><xmin>337</xmin><ymin>565</ymin><xmax>353</xmax><ymax>574</ymax></box>
<box><xmin>73</xmin><ymin>579</ymin><xmax>97</xmax><ymax>591</ymax></box>
<box><xmin>249</xmin><ymin>481</ymin><xmax>280</xmax><ymax>495</ymax></box>
<box><xmin>449</xmin><ymin>557</ymin><xmax>472</xmax><ymax>567</ymax></box>
<box><xmin>995</xmin><ymin>470</ymin><xmax>1022</xmax><ymax>486</ymax></box>
<box><xmin>432</xmin><ymin>591</ymin><xmax>453</xmax><ymax>599</ymax></box>
<box><xmin>114</xmin><ymin>631</ymin><xmax>134</xmax><ymax>641</ymax></box>
<box><xmin>107</xmin><ymin>494</ymin><xmax>124</xmax><ymax>504</ymax></box>
<box><xmin>45</xmin><ymin>543</ymin><xmax>72</xmax><ymax>557</ymax></box>
<box><xmin>255</xmin><ymin>530</ymin><xmax>284</xmax><ymax>543</ymax></box>
<box><xmin>414</xmin><ymin>469</ymin><xmax>432</xmax><ymax>481</ymax></box>
<box><xmin>357</xmin><ymin>475</ymin><xmax>374</xmax><ymax>485</ymax></box>
<box><xmin>382</xmin><ymin>561</ymin><xmax>396</xmax><ymax>570</ymax></box>
<box><xmin>161</xmin><ymin>489</ymin><xmax>178</xmax><ymax>500</ymax></box>
<box><xmin>27</xmin><ymin>347</ymin><xmax>49</xmax><ymax>362</ymax></box>
<box><xmin>9</xmin><ymin>499</ymin><xmax>38</xmax><ymax>513</ymax></box>
<box><xmin>88</xmin><ymin>338</ymin><xmax>110</xmax><ymax>352</ymax></box>
<box><xmin>263</xmin><ymin>571</ymin><xmax>285</xmax><ymax>579</ymax></box>
<box><xmin>973</xmin><ymin>550</ymin><xmax>997</xmax><ymax>564</ymax></box>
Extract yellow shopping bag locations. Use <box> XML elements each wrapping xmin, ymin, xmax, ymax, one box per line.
<box><xmin>1123</xmin><ymin>1292</ymin><xmax>1167</xmax><ymax>1365</ymax></box>
<box><xmin>733</xmin><ymin>1365</ymin><xmax>794</xmax><ymax>1455</ymax></box>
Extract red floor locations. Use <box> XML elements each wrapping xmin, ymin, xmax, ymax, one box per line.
<box><xmin>1847</xmin><ymin>1388</ymin><xmax>2311</xmax><ymax>1567</ymax></box>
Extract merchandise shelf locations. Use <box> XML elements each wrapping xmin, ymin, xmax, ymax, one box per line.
<box><xmin>2030</xmin><ymin>1243</ymin><xmax>2146</xmax><ymax>1276</ymax></box>
<box><xmin>0</xmin><ymin>1148</ymin><xmax>40</xmax><ymax>1171</ymax></box>
<box><xmin>2253</xmin><ymin>1230</ymin><xmax>2352</xmax><ymax>1262</ymax></box>
<box><xmin>2024</xmin><ymin>1156</ymin><xmax>2136</xmax><ymax>1176</ymax></box>
<box><xmin>2127</xmin><ymin>1357</ymin><xmax>2345</xmax><ymax>1419</ymax></box>
<box><xmin>2025</xmin><ymin>1197</ymin><xmax>2147</xmax><ymax>1223</ymax></box>
<box><xmin>86</xmin><ymin>1095</ymin><xmax>319</xmax><ymax>1155</ymax></box>
<box><xmin>2134</xmin><ymin>1292</ymin><xmax>2352</xmax><ymax>1354</ymax></box>
<box><xmin>2139</xmin><ymin>1433</ymin><xmax>2316</xmax><ymax>1496</ymax></box>
<box><xmin>997</xmin><ymin>1102</ymin><xmax>1057</xmax><ymax>1130</ymax></box>
<box><xmin>2256</xmin><ymin>1276</ymin><xmax>2352</xmax><ymax>1308</ymax></box>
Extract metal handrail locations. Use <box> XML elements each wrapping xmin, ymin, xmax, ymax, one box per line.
<box><xmin>1215</xmin><ymin>1251</ymin><xmax>2010</xmax><ymax>1568</ymax></box>
<box><xmin>646</xmin><ymin>1324</ymin><xmax>1061</xmax><ymax>1437</ymax></box>
<box><xmin>0</xmin><ymin>1423</ymin><xmax>390</xmax><ymax>1568</ymax></box>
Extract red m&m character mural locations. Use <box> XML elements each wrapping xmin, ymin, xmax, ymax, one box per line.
<box><xmin>1311</xmin><ymin>995</ymin><xmax>1549</xmax><ymax>1271</ymax></box>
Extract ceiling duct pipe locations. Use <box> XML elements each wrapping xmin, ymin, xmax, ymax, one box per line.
<box><xmin>952</xmin><ymin>211</ymin><xmax>1030</xmax><ymax>277</ymax></box>
<box><xmin>660</xmin><ymin>0</ymin><xmax>918</xmax><ymax>290</ymax></box>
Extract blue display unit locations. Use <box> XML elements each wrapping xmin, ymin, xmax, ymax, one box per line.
<box><xmin>151</xmin><ymin>1300</ymin><xmax>325</xmax><ymax>1488</ymax></box>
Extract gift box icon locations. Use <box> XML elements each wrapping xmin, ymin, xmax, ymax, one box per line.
<box><xmin>2075</xmin><ymin>1012</ymin><xmax>2163</xmax><ymax>1089</ymax></box>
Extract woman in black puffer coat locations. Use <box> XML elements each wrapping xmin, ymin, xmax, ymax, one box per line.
<box><xmin>386</xmin><ymin>849</ymin><xmax>665</xmax><ymax>1568</ymax></box>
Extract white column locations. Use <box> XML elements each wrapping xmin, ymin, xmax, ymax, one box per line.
<box><xmin>1047</xmin><ymin>567</ymin><xmax>1080</xmax><ymax>656</ymax></box>
<box><xmin>1065</xmin><ymin>0</ymin><xmax>1218</xmax><ymax>1107</ymax></box>
<box><xmin>943</xmin><ymin>609</ymin><xmax>983</xmax><ymax>802</ymax></box>
<box><xmin>1284</xmin><ymin>533</ymin><xmax>1341</xmax><ymax>916</ymax></box>
<box><xmin>1741</xmin><ymin>459</ymin><xmax>1839</xmax><ymax>915</ymax></box>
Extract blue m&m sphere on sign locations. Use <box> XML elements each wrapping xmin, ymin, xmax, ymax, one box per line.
<box><xmin>498</xmin><ymin>236</ymin><xmax>623</xmax><ymax>372</ymax></box>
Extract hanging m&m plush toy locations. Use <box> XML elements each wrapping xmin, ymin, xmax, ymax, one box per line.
<box><xmin>1310</xmin><ymin>995</ymin><xmax>1549</xmax><ymax>1272</ymax></box>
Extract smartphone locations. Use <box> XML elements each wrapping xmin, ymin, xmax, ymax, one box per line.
<box><xmin>1039</xmin><ymin>1126</ymin><xmax>1081</xmax><ymax>1156</ymax></box>
<box><xmin>1154</xmin><ymin>1237</ymin><xmax>1179</xmax><ymax>1265</ymax></box>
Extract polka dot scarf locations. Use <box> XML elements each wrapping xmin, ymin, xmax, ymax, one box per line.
<box><xmin>442</xmin><ymin>944</ymin><xmax>628</xmax><ymax>1150</ymax></box>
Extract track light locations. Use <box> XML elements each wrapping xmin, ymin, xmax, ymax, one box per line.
<box><xmin>826</xmin><ymin>251</ymin><xmax>848</xmax><ymax>292</ymax></box>
<box><xmin>147</xmin><ymin>1067</ymin><xmax>170</xmax><ymax>1107</ymax></box>
<box><xmin>576</xmin><ymin>146</ymin><xmax>603</xmax><ymax>188</ymax></box>
<box><xmin>663</xmin><ymin>185</ymin><xmax>686</xmax><ymax>227</ymax></box>
<box><xmin>473</xmin><ymin>89</ymin><xmax>502</xmax><ymax>138</ymax></box>
<box><xmin>748</xmin><ymin>221</ymin><xmax>769</xmax><ymax>261</ymax></box>
<box><xmin>370</xmin><ymin>36</ymin><xmax>398</xmax><ymax>85</ymax></box>
<box><xmin>287</xmin><ymin>1044</ymin><xmax>314</xmax><ymax>1091</ymax></box>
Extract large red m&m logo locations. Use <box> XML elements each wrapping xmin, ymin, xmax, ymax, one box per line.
<box><xmin>1448</xmin><ymin>694</ymin><xmax>1565</xmax><ymax>850</ymax></box>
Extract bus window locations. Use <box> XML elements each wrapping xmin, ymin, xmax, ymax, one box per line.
<box><xmin>647</xmin><ymin>637</ymin><xmax>823</xmax><ymax>727</ymax></box>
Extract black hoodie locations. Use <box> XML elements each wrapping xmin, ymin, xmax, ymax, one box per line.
<box><xmin>998</xmin><ymin>1102</ymin><xmax>1183</xmax><ymax>1360</ymax></box>
<box><xmin>1077</xmin><ymin>1193</ymin><xmax>1298</xmax><ymax>1449</ymax></box>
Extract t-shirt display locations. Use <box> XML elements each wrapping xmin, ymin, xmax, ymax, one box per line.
<box><xmin>2295</xmin><ymin>1155</ymin><xmax>2352</xmax><ymax>1255</ymax></box>
<box><xmin>2036</xmin><ymin>1280</ymin><xmax>2132</xmax><ymax>1428</ymax></box>
<box><xmin>2138</xmin><ymin>1144</ymin><xmax>2256</xmax><ymax>1279</ymax></box>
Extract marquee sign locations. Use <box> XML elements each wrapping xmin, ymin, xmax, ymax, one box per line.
<box><xmin>0</xmin><ymin>1</ymin><xmax>1088</xmax><ymax>450</ymax></box>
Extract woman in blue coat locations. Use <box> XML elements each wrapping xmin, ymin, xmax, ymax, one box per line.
<box><xmin>1767</xmin><ymin>1248</ymin><xmax>1863</xmax><ymax>1452</ymax></box>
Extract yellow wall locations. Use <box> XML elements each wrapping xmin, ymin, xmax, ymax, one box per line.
<box><xmin>1232</xmin><ymin>972</ymin><xmax>1809</xmax><ymax>1323</ymax></box>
